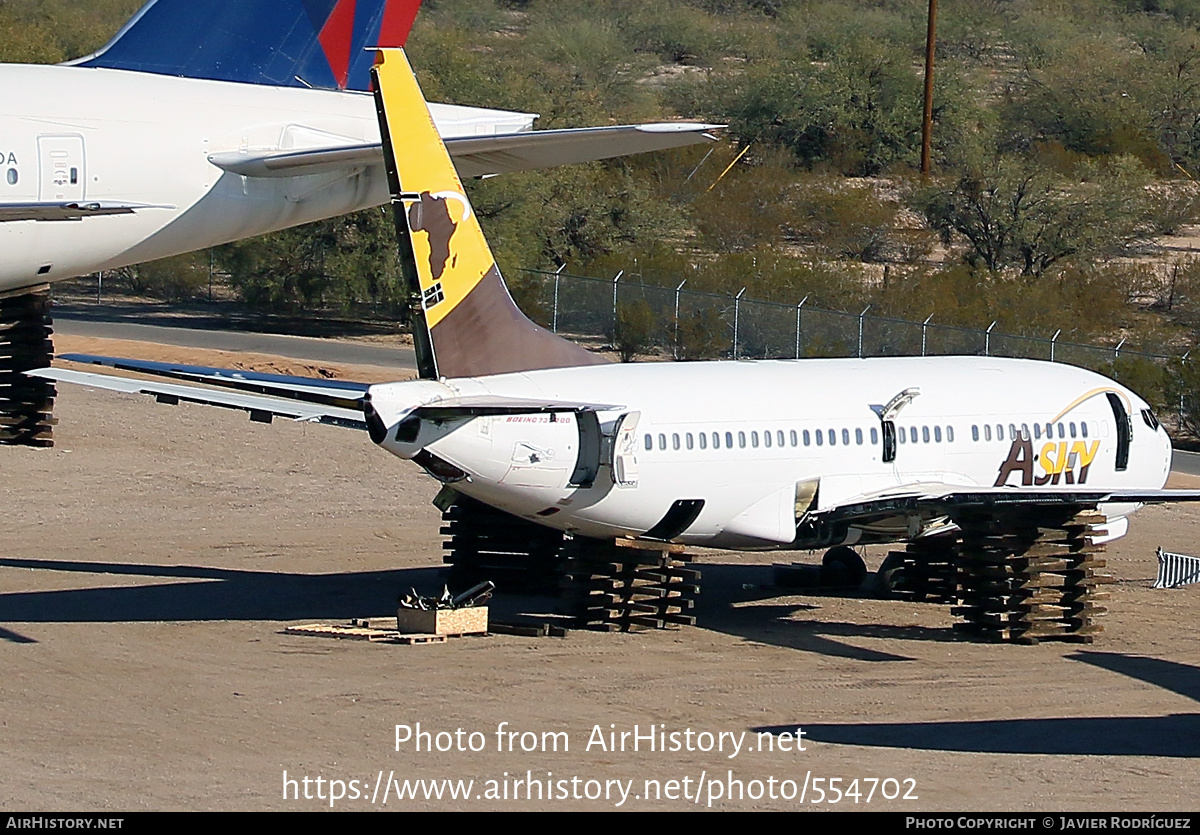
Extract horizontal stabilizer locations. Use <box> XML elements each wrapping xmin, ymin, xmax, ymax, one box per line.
<box><xmin>447</xmin><ymin>123</ymin><xmax>723</xmax><ymax>179</ymax></box>
<box><xmin>0</xmin><ymin>202</ymin><xmax>174</xmax><ymax>223</ymax></box>
<box><xmin>31</xmin><ymin>367</ymin><xmax>366</xmax><ymax>429</ymax></box>
<box><xmin>206</xmin><ymin>123</ymin><xmax>722</xmax><ymax>180</ymax></box>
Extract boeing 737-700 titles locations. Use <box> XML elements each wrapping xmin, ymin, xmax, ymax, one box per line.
<box><xmin>34</xmin><ymin>48</ymin><xmax>1200</xmax><ymax>643</ymax></box>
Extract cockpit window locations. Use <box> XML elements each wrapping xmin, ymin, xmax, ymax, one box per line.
<box><xmin>1142</xmin><ymin>408</ymin><xmax>1160</xmax><ymax>431</ymax></box>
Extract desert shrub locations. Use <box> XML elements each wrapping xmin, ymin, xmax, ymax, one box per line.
<box><xmin>121</xmin><ymin>253</ymin><xmax>210</xmax><ymax>301</ymax></box>
<box><xmin>1104</xmin><ymin>355</ymin><xmax>1170</xmax><ymax>411</ymax></box>
<box><xmin>1165</xmin><ymin>356</ymin><xmax>1200</xmax><ymax>437</ymax></box>
<box><xmin>674</xmin><ymin>306</ymin><xmax>728</xmax><ymax>360</ymax></box>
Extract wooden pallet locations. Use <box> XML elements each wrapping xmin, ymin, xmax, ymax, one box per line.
<box><xmin>284</xmin><ymin>622</ymin><xmax>485</xmax><ymax>644</ymax></box>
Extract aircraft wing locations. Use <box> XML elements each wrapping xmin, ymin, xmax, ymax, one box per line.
<box><xmin>33</xmin><ymin>355</ymin><xmax>620</xmax><ymax>429</ymax></box>
<box><xmin>31</xmin><ymin>366</ymin><xmax>368</xmax><ymax>429</ymax></box>
<box><xmin>809</xmin><ymin>483</ymin><xmax>1200</xmax><ymax>529</ymax></box>
<box><xmin>206</xmin><ymin>123</ymin><xmax>723</xmax><ymax>180</ymax></box>
<box><xmin>0</xmin><ymin>201</ymin><xmax>174</xmax><ymax>222</ymax></box>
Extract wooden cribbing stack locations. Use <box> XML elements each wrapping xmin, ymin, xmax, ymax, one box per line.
<box><xmin>0</xmin><ymin>288</ymin><xmax>56</xmax><ymax>447</ymax></box>
<box><xmin>951</xmin><ymin>507</ymin><xmax>1111</xmax><ymax>644</ymax></box>
<box><xmin>441</xmin><ymin>495</ymin><xmax>565</xmax><ymax>592</ymax></box>
<box><xmin>881</xmin><ymin>535</ymin><xmax>959</xmax><ymax>603</ymax></box>
<box><xmin>561</xmin><ymin>537</ymin><xmax>700</xmax><ymax>632</ymax></box>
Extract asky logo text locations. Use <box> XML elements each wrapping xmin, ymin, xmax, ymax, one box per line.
<box><xmin>995</xmin><ymin>435</ymin><xmax>1100</xmax><ymax>487</ymax></box>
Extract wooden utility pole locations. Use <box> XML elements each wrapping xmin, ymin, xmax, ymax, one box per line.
<box><xmin>921</xmin><ymin>0</ymin><xmax>938</xmax><ymax>176</ymax></box>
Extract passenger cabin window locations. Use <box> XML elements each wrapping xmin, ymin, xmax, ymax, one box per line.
<box><xmin>984</xmin><ymin>425</ymin><xmax>991</xmax><ymax>441</ymax></box>
<box><xmin>778</xmin><ymin>430</ymin><xmax>786</xmax><ymax>447</ymax></box>
<box><xmin>842</xmin><ymin>428</ymin><xmax>850</xmax><ymax>445</ymax></box>
<box><xmin>972</xmin><ymin>425</ymin><xmax>979</xmax><ymax>441</ymax></box>
<box><xmin>934</xmin><ymin>426</ymin><xmax>942</xmax><ymax>443</ymax></box>
<box><xmin>1069</xmin><ymin>422</ymin><xmax>1077</xmax><ymax>438</ymax></box>
<box><xmin>816</xmin><ymin>430</ymin><xmax>823</xmax><ymax>446</ymax></box>
<box><xmin>751</xmin><ymin>431</ymin><xmax>759</xmax><ymax>448</ymax></box>
<box><xmin>672</xmin><ymin>433</ymin><xmax>680</xmax><ymax>451</ymax></box>
<box><xmin>855</xmin><ymin>428</ymin><xmax>864</xmax><ymax>445</ymax></box>
<box><xmin>790</xmin><ymin>430</ymin><xmax>798</xmax><ymax>446</ymax></box>
<box><xmin>726</xmin><ymin>431</ymin><xmax>733</xmax><ymax>448</ymax></box>
<box><xmin>870</xmin><ymin>427</ymin><xmax>879</xmax><ymax>445</ymax></box>
<box><xmin>803</xmin><ymin>430</ymin><xmax>811</xmax><ymax>446</ymax></box>
<box><xmin>644</xmin><ymin>434</ymin><xmax>652</xmax><ymax>451</ymax></box>
<box><xmin>909</xmin><ymin>427</ymin><xmax>918</xmax><ymax>443</ymax></box>
<box><xmin>922</xmin><ymin>426</ymin><xmax>930</xmax><ymax>443</ymax></box>
<box><xmin>699</xmin><ymin>433</ymin><xmax>707</xmax><ymax>450</ymax></box>
<box><xmin>763</xmin><ymin>431</ymin><xmax>771</xmax><ymax>448</ymax></box>
<box><xmin>713</xmin><ymin>432</ymin><xmax>720</xmax><ymax>449</ymax></box>
<box><xmin>686</xmin><ymin>433</ymin><xmax>694</xmax><ymax>450</ymax></box>
<box><xmin>658</xmin><ymin>434</ymin><xmax>667</xmax><ymax>450</ymax></box>
<box><xmin>947</xmin><ymin>426</ymin><xmax>954</xmax><ymax>442</ymax></box>
<box><xmin>828</xmin><ymin>428</ymin><xmax>837</xmax><ymax>446</ymax></box>
<box><xmin>738</xmin><ymin>431</ymin><xmax>746</xmax><ymax>448</ymax></box>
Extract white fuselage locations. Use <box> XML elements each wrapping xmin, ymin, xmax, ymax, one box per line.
<box><xmin>0</xmin><ymin>64</ymin><xmax>532</xmax><ymax>293</ymax></box>
<box><xmin>368</xmin><ymin>356</ymin><xmax>1172</xmax><ymax>549</ymax></box>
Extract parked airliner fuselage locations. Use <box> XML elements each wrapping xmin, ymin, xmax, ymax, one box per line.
<box><xmin>0</xmin><ymin>64</ymin><xmax>530</xmax><ymax>293</ymax></box>
<box><xmin>367</xmin><ymin>356</ymin><xmax>1171</xmax><ymax>549</ymax></box>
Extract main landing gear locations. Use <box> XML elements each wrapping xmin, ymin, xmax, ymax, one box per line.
<box><xmin>883</xmin><ymin>508</ymin><xmax>1111</xmax><ymax>643</ymax></box>
<box><xmin>439</xmin><ymin>494</ymin><xmax>700</xmax><ymax>631</ymax></box>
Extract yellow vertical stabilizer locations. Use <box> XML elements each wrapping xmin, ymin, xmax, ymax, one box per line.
<box><xmin>371</xmin><ymin>49</ymin><xmax>607</xmax><ymax>379</ymax></box>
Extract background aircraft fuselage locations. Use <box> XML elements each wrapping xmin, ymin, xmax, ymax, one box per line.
<box><xmin>0</xmin><ymin>64</ymin><xmax>530</xmax><ymax>294</ymax></box>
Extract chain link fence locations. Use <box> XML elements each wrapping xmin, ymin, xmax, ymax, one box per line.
<box><xmin>516</xmin><ymin>267</ymin><xmax>1199</xmax><ymax>431</ymax></box>
<box><xmin>518</xmin><ymin>267</ymin><xmax>1180</xmax><ymax>367</ymax></box>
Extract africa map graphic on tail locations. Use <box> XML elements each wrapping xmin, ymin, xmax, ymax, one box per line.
<box><xmin>78</xmin><ymin>0</ymin><xmax>420</xmax><ymax>91</ymax></box>
<box><xmin>407</xmin><ymin>191</ymin><xmax>471</xmax><ymax>284</ymax></box>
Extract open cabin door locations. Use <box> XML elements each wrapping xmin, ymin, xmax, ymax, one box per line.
<box><xmin>1107</xmin><ymin>392</ymin><xmax>1131</xmax><ymax>471</ymax></box>
<box><xmin>609</xmin><ymin>411</ymin><xmax>640</xmax><ymax>487</ymax></box>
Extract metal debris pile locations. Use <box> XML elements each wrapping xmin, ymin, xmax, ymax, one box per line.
<box><xmin>399</xmin><ymin>580</ymin><xmax>495</xmax><ymax>611</ymax></box>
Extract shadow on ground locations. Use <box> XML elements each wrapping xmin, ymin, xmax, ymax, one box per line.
<box><xmin>690</xmin><ymin>562</ymin><xmax>956</xmax><ymax>662</ymax></box>
<box><xmin>0</xmin><ymin>556</ymin><xmax>559</xmax><ymax>627</ymax></box>
<box><xmin>754</xmin><ymin>652</ymin><xmax>1200</xmax><ymax>757</ymax></box>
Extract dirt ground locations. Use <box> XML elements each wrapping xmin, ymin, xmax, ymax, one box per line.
<box><xmin>2</xmin><ymin>342</ymin><xmax>1199</xmax><ymax>812</ymax></box>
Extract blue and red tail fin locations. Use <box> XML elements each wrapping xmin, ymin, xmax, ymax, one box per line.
<box><xmin>73</xmin><ymin>0</ymin><xmax>420</xmax><ymax>92</ymax></box>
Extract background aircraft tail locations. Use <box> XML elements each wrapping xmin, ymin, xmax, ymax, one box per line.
<box><xmin>371</xmin><ymin>49</ymin><xmax>609</xmax><ymax>380</ymax></box>
<box><xmin>72</xmin><ymin>0</ymin><xmax>420</xmax><ymax>92</ymax></box>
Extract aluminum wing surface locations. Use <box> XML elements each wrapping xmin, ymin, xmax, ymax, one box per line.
<box><xmin>206</xmin><ymin>123</ymin><xmax>724</xmax><ymax>180</ymax></box>
<box><xmin>32</xmin><ymin>364</ymin><xmax>369</xmax><ymax>429</ymax></box>
<box><xmin>32</xmin><ymin>355</ymin><xmax>619</xmax><ymax>428</ymax></box>
<box><xmin>0</xmin><ymin>202</ymin><xmax>174</xmax><ymax>222</ymax></box>
<box><xmin>807</xmin><ymin>483</ymin><xmax>1200</xmax><ymax>528</ymax></box>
